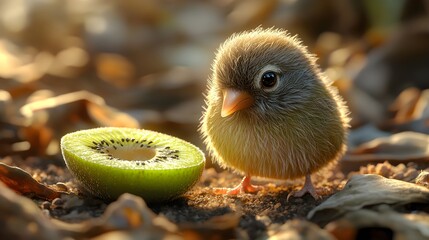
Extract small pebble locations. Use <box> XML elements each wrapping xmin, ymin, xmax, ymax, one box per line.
<box><xmin>52</xmin><ymin>198</ymin><xmax>65</xmax><ymax>209</ymax></box>
<box><xmin>41</xmin><ymin>201</ymin><xmax>51</xmax><ymax>210</ymax></box>
<box><xmin>415</xmin><ymin>171</ymin><xmax>429</xmax><ymax>187</ymax></box>
<box><xmin>56</xmin><ymin>182</ymin><xmax>69</xmax><ymax>192</ymax></box>
<box><xmin>256</xmin><ymin>215</ymin><xmax>272</xmax><ymax>226</ymax></box>
<box><xmin>63</xmin><ymin>195</ymin><xmax>85</xmax><ymax>209</ymax></box>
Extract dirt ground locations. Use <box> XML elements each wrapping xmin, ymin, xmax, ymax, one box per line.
<box><xmin>3</xmin><ymin>153</ymin><xmax>396</xmax><ymax>239</ymax></box>
<box><xmin>2</xmin><ymin>153</ymin><xmax>346</xmax><ymax>239</ymax></box>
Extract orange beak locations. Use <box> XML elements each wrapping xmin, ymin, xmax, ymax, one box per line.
<box><xmin>221</xmin><ymin>89</ymin><xmax>255</xmax><ymax>117</ymax></box>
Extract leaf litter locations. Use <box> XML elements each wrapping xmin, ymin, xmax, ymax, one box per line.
<box><xmin>0</xmin><ymin>162</ymin><xmax>62</xmax><ymax>200</ymax></box>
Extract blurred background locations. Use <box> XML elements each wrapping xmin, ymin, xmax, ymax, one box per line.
<box><xmin>1</xmin><ymin>0</ymin><xmax>429</xmax><ymax>163</ymax></box>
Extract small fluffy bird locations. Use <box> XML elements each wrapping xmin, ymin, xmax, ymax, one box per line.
<box><xmin>200</xmin><ymin>28</ymin><xmax>349</xmax><ymax>199</ymax></box>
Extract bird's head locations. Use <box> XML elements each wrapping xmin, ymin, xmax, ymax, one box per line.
<box><xmin>211</xmin><ymin>28</ymin><xmax>322</xmax><ymax>119</ymax></box>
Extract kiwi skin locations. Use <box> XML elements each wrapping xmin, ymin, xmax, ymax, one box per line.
<box><xmin>61</xmin><ymin>127</ymin><xmax>205</xmax><ymax>202</ymax></box>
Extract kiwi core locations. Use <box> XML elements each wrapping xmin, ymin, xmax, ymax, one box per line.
<box><xmin>108</xmin><ymin>147</ymin><xmax>157</xmax><ymax>161</ymax></box>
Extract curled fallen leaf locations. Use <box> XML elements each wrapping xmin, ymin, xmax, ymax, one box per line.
<box><xmin>342</xmin><ymin>131</ymin><xmax>429</xmax><ymax>172</ymax></box>
<box><xmin>18</xmin><ymin>90</ymin><xmax>140</xmax><ymax>155</ymax></box>
<box><xmin>0</xmin><ymin>162</ymin><xmax>62</xmax><ymax>200</ymax></box>
<box><xmin>20</xmin><ymin>90</ymin><xmax>140</xmax><ymax>129</ymax></box>
<box><xmin>308</xmin><ymin>174</ymin><xmax>429</xmax><ymax>225</ymax></box>
<box><xmin>348</xmin><ymin>132</ymin><xmax>429</xmax><ymax>159</ymax></box>
<box><xmin>387</xmin><ymin>87</ymin><xmax>429</xmax><ymax>133</ymax></box>
<box><xmin>86</xmin><ymin>101</ymin><xmax>140</xmax><ymax>128</ymax></box>
<box><xmin>325</xmin><ymin>207</ymin><xmax>429</xmax><ymax>240</ymax></box>
<box><xmin>19</xmin><ymin>90</ymin><xmax>104</xmax><ymax>123</ymax></box>
<box><xmin>390</xmin><ymin>87</ymin><xmax>422</xmax><ymax>124</ymax></box>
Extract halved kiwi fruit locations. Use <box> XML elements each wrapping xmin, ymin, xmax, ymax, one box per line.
<box><xmin>60</xmin><ymin>127</ymin><xmax>205</xmax><ymax>202</ymax></box>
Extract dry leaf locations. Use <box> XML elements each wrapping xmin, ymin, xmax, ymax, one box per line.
<box><xmin>390</xmin><ymin>87</ymin><xmax>422</xmax><ymax>124</ymax></box>
<box><xmin>19</xmin><ymin>91</ymin><xmax>104</xmax><ymax>155</ymax></box>
<box><xmin>86</xmin><ymin>101</ymin><xmax>140</xmax><ymax>128</ymax></box>
<box><xmin>21</xmin><ymin>124</ymin><xmax>54</xmax><ymax>156</ymax></box>
<box><xmin>0</xmin><ymin>181</ymin><xmax>62</xmax><ymax>239</ymax></box>
<box><xmin>346</xmin><ymin>124</ymin><xmax>391</xmax><ymax>150</ymax></box>
<box><xmin>20</xmin><ymin>90</ymin><xmax>139</xmax><ymax>128</ymax></box>
<box><xmin>20</xmin><ymin>90</ymin><xmax>104</xmax><ymax>125</ymax></box>
<box><xmin>383</xmin><ymin>87</ymin><xmax>429</xmax><ymax>133</ymax></box>
<box><xmin>180</xmin><ymin>213</ymin><xmax>241</xmax><ymax>240</ymax></box>
<box><xmin>397</xmin><ymin>86</ymin><xmax>429</xmax><ymax>121</ymax></box>
<box><xmin>350</xmin><ymin>132</ymin><xmax>429</xmax><ymax>158</ymax></box>
<box><xmin>326</xmin><ymin>207</ymin><xmax>429</xmax><ymax>240</ymax></box>
<box><xmin>90</xmin><ymin>229</ymin><xmax>183</xmax><ymax>240</ymax></box>
<box><xmin>0</xmin><ymin>162</ymin><xmax>62</xmax><ymax>200</ymax></box>
<box><xmin>54</xmin><ymin>193</ymin><xmax>179</xmax><ymax>239</ymax></box>
<box><xmin>343</xmin><ymin>132</ymin><xmax>429</xmax><ymax>172</ymax></box>
<box><xmin>415</xmin><ymin>171</ymin><xmax>429</xmax><ymax>187</ymax></box>
<box><xmin>267</xmin><ymin>219</ymin><xmax>335</xmax><ymax>240</ymax></box>
<box><xmin>307</xmin><ymin>174</ymin><xmax>429</xmax><ymax>224</ymax></box>
<box><xmin>18</xmin><ymin>90</ymin><xmax>140</xmax><ymax>154</ymax></box>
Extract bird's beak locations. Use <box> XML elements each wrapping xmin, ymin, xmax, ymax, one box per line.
<box><xmin>221</xmin><ymin>89</ymin><xmax>254</xmax><ymax>117</ymax></box>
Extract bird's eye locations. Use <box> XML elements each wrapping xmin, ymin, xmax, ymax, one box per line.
<box><xmin>260</xmin><ymin>71</ymin><xmax>278</xmax><ymax>89</ymax></box>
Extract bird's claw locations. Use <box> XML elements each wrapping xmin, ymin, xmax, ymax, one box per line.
<box><xmin>287</xmin><ymin>174</ymin><xmax>321</xmax><ymax>201</ymax></box>
<box><xmin>287</xmin><ymin>187</ymin><xmax>321</xmax><ymax>201</ymax></box>
<box><xmin>213</xmin><ymin>175</ymin><xmax>261</xmax><ymax>195</ymax></box>
<box><xmin>213</xmin><ymin>185</ymin><xmax>261</xmax><ymax>195</ymax></box>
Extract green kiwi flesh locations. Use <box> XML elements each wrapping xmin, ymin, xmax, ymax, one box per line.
<box><xmin>61</xmin><ymin>127</ymin><xmax>205</xmax><ymax>202</ymax></box>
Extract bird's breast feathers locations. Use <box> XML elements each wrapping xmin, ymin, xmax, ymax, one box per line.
<box><xmin>203</xmin><ymin>106</ymin><xmax>345</xmax><ymax>179</ymax></box>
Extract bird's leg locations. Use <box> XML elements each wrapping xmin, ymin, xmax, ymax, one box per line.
<box><xmin>287</xmin><ymin>174</ymin><xmax>320</xmax><ymax>200</ymax></box>
<box><xmin>214</xmin><ymin>175</ymin><xmax>262</xmax><ymax>195</ymax></box>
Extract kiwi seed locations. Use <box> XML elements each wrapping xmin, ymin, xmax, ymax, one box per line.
<box><xmin>60</xmin><ymin>127</ymin><xmax>205</xmax><ymax>202</ymax></box>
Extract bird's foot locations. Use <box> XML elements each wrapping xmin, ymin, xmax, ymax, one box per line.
<box><xmin>287</xmin><ymin>174</ymin><xmax>321</xmax><ymax>201</ymax></box>
<box><xmin>214</xmin><ymin>175</ymin><xmax>261</xmax><ymax>195</ymax></box>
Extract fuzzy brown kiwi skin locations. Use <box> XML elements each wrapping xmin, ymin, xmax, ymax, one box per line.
<box><xmin>61</xmin><ymin>127</ymin><xmax>205</xmax><ymax>202</ymax></box>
